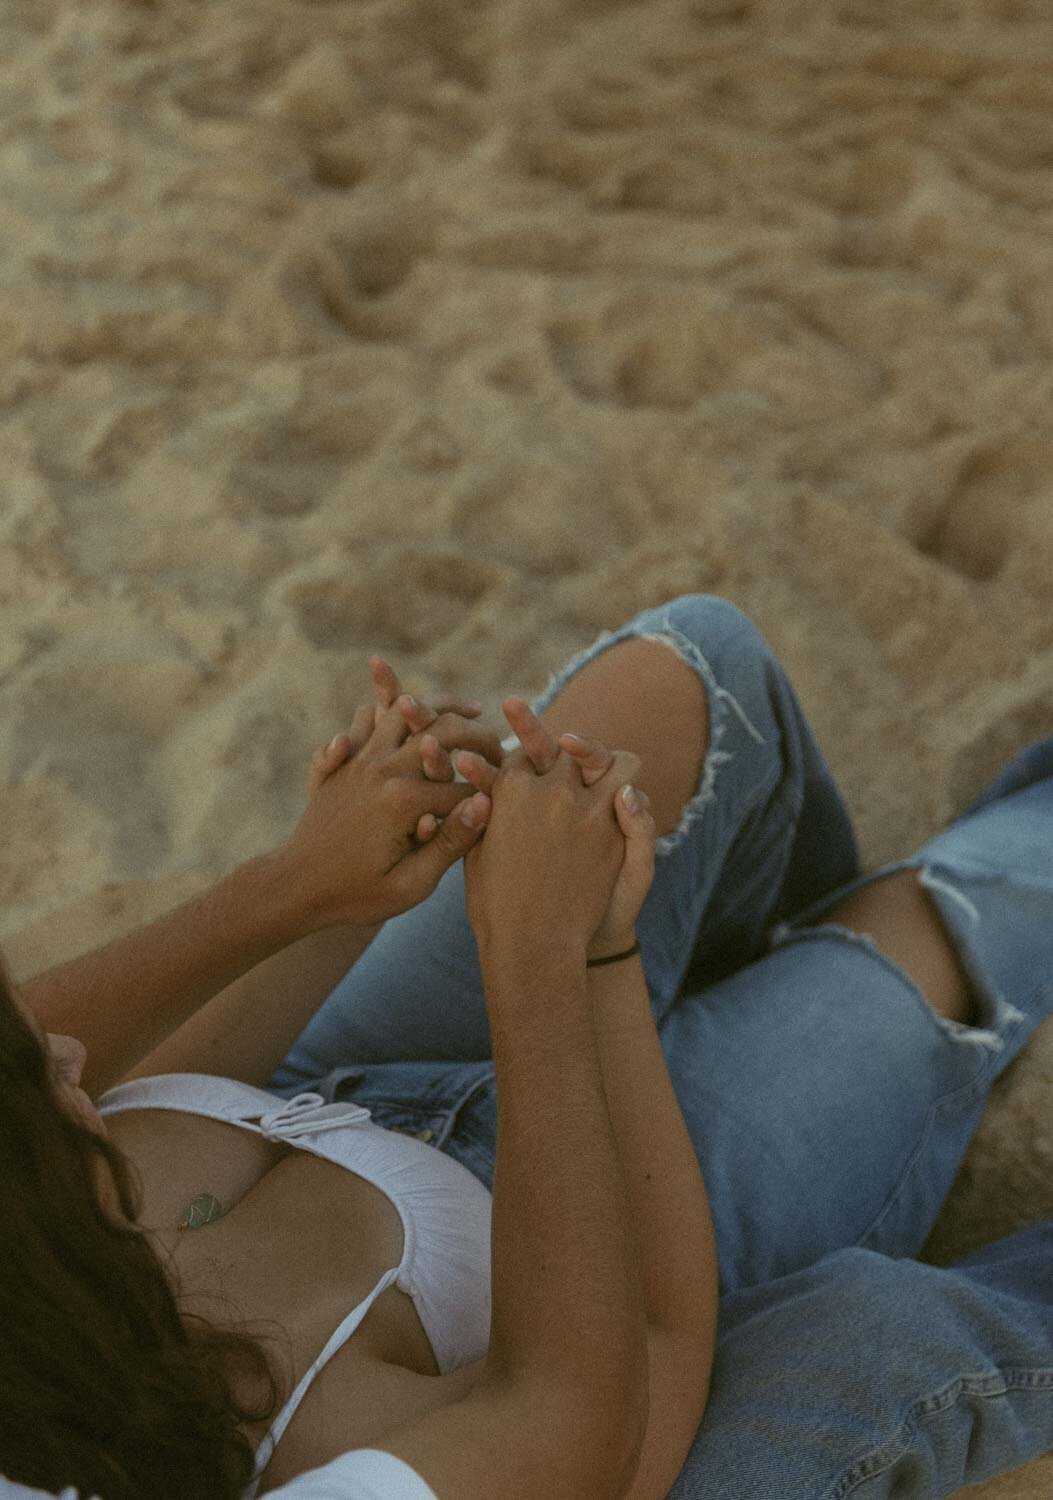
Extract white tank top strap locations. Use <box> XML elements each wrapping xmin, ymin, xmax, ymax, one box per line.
<box><xmin>250</xmin><ymin>1264</ymin><xmax>402</xmax><ymax>1484</ymax></box>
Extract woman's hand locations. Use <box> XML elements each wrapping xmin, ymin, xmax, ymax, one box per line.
<box><xmin>308</xmin><ymin>657</ymin><xmax>491</xmax><ymax>846</ymax></box>
<box><xmin>549</xmin><ymin>722</ymin><xmax>657</xmax><ymax>960</ymax></box>
<box><xmin>462</xmin><ymin>731</ymin><xmax>636</xmax><ymax>965</ymax></box>
<box><xmin>457</xmin><ymin>697</ymin><xmax>658</xmax><ymax>963</ymax></box>
<box><xmin>286</xmin><ymin>656</ymin><xmax>504</xmax><ymax>928</ymax></box>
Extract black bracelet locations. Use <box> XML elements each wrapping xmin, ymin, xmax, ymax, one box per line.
<box><xmin>586</xmin><ymin>940</ymin><xmax>641</xmax><ymax>968</ymax></box>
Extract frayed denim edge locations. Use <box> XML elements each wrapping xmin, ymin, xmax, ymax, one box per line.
<box><xmin>769</xmin><ymin>857</ymin><xmax>1029</xmax><ymax>1055</ymax></box>
<box><xmin>500</xmin><ymin>604</ymin><xmax>768</xmax><ymax>860</ymax></box>
<box><xmin>769</xmin><ymin>917</ymin><xmax>1017</xmax><ymax>1056</ymax></box>
<box><xmin>827</xmin><ymin>1367</ymin><xmax>1053</xmax><ymax>1500</ymax></box>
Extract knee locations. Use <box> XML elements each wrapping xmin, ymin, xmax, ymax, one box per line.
<box><xmin>660</xmin><ymin>593</ymin><xmax>771</xmax><ymax>660</ymax></box>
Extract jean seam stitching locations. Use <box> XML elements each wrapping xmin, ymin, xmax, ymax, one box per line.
<box><xmin>828</xmin><ymin>1373</ymin><xmax>1053</xmax><ymax>1499</ymax></box>
<box><xmin>850</xmin><ymin>967</ymin><xmax>1046</xmax><ymax>1255</ymax></box>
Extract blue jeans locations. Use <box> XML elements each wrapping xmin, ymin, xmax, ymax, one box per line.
<box><xmin>269</xmin><ymin>595</ymin><xmax>1053</xmax><ymax>1498</ymax></box>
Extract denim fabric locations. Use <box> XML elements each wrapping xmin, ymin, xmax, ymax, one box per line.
<box><xmin>268</xmin><ymin>594</ymin><xmax>1053</xmax><ymax>1498</ymax></box>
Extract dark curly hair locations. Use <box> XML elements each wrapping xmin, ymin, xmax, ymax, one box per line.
<box><xmin>0</xmin><ymin>957</ymin><xmax>287</xmax><ymax>1499</ymax></box>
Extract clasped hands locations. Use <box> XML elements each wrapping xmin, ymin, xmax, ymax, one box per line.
<box><xmin>283</xmin><ymin>655</ymin><xmax>657</xmax><ymax>961</ymax></box>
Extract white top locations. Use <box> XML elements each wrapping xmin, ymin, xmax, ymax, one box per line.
<box><xmin>87</xmin><ymin>1071</ymin><xmax>493</xmax><ymax>1498</ymax></box>
<box><xmin>2</xmin><ymin>1449</ymin><xmax>437</xmax><ymax>1499</ymax></box>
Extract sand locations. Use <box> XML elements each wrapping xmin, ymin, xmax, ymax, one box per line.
<box><xmin>1</xmin><ymin>0</ymin><xmax>1052</xmax><ymax>1492</ymax></box>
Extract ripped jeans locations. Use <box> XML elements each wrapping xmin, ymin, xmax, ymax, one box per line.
<box><xmin>269</xmin><ymin>594</ymin><xmax>1053</xmax><ymax>1498</ymax></box>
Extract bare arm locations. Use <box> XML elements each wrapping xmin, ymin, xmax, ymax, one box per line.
<box><xmin>19</xmin><ymin>847</ymin><xmax>326</xmax><ymax>1100</ymax></box>
<box><xmin>376</xmin><ymin>940</ymin><xmax>651</xmax><ymax>1500</ymax></box>
<box><xmin>479</xmin><ymin>941</ymin><xmax>650</xmax><ymax>1416</ymax></box>
<box><xmin>20</xmin><ymin>682</ymin><xmax>502</xmax><ymax>1100</ymax></box>
<box><xmin>587</xmin><ymin>942</ymin><xmax>718</xmax><ymax>1498</ymax></box>
<box><xmin>588</xmin><ymin>946</ymin><xmax>718</xmax><ymax>1344</ymax></box>
<box><xmin>118</xmin><ymin>918</ymin><xmax>384</xmax><ymax>1090</ymax></box>
<box><xmin>256</xmin><ymin>937</ymin><xmax>713</xmax><ymax>1500</ymax></box>
<box><xmin>353</xmin><ymin>704</ymin><xmax>713</xmax><ymax>1495</ymax></box>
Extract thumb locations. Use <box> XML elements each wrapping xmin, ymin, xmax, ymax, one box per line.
<box><xmin>615</xmin><ymin>784</ymin><xmax>656</xmax><ymax>844</ymax></box>
<box><xmin>404</xmin><ymin>792</ymin><xmax>491</xmax><ymax>890</ymax></box>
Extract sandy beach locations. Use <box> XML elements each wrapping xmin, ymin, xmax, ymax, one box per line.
<box><xmin>1</xmin><ymin>2</ymin><xmax>1052</xmax><ymax>1493</ymax></box>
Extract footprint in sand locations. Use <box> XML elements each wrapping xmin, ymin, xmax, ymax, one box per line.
<box><xmin>550</xmin><ymin>74</ymin><xmax>683</xmax><ymax>133</ymax></box>
<box><xmin>545</xmin><ymin>289</ymin><xmax>760</xmax><ymax>408</ymax></box>
<box><xmin>947</xmin><ymin>671</ymin><xmax>1053</xmax><ymax>817</ymax></box>
<box><xmin>915</xmin><ymin>433</ymin><xmax>1048</xmax><ymax>582</ymax></box>
<box><xmin>455</xmin><ymin>221</ymin><xmax>599</xmax><ymax>275</ymax></box>
<box><xmin>286</xmin><ymin>551</ymin><xmax>502</xmax><ymax>655</ymax></box>
<box><xmin>310</xmin><ymin>128</ymin><xmax>400</xmax><ymax>191</ymax></box>
<box><xmin>688</xmin><ymin>0</ymin><xmax>752</xmax><ymax>20</ymax></box>
<box><xmin>224</xmin><ymin>400</ymin><xmax>393</xmax><ymax>518</ymax></box>
<box><xmin>237</xmin><ymin>202</ymin><xmax>440</xmax><ymax>352</ymax></box>
<box><xmin>334</xmin><ymin>203</ymin><xmax>439</xmax><ymax>299</ymax></box>
<box><xmin>9</xmin><ymin>645</ymin><xmax>206</xmax><ymax>871</ymax></box>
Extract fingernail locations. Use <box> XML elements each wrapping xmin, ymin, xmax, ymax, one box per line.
<box><xmin>562</xmin><ymin>733</ymin><xmax>586</xmax><ymax>747</ymax></box>
<box><xmin>622</xmin><ymin>785</ymin><xmax>642</xmax><ymax>814</ymax></box>
<box><xmin>460</xmin><ymin>797</ymin><xmax>479</xmax><ymax>826</ymax></box>
<box><xmin>327</xmin><ymin>735</ymin><xmax>342</xmax><ymax>752</ymax></box>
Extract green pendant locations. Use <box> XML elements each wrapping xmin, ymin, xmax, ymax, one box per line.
<box><xmin>178</xmin><ymin>1193</ymin><xmax>225</xmax><ymax>1231</ymax></box>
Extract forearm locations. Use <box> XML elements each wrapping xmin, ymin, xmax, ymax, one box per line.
<box><xmin>120</xmin><ymin>919</ymin><xmax>383</xmax><ymax>1091</ymax></box>
<box><xmin>20</xmin><ymin>847</ymin><xmax>324</xmax><ymax>1099</ymax></box>
<box><xmin>479</xmin><ymin>942</ymin><xmax>649</xmax><ymax>1464</ymax></box>
<box><xmin>587</xmin><ymin>945</ymin><xmax>718</xmax><ymax>1365</ymax></box>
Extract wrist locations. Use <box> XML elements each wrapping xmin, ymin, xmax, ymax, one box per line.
<box><xmin>268</xmin><ymin>841</ymin><xmax>338</xmax><ymax>936</ymax></box>
<box><xmin>478</xmin><ymin>929</ymin><xmax>589</xmax><ymax>979</ymax></box>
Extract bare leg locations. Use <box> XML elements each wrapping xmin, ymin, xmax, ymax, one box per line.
<box><xmin>536</xmin><ymin>637</ymin><xmax>977</xmax><ymax>1027</ymax></box>
<box><xmin>821</xmin><ymin>869</ymin><xmax>978</xmax><ymax>1026</ymax></box>
<box><xmin>535</xmin><ymin>636</ymin><xmax>710</xmax><ymax>841</ymax></box>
